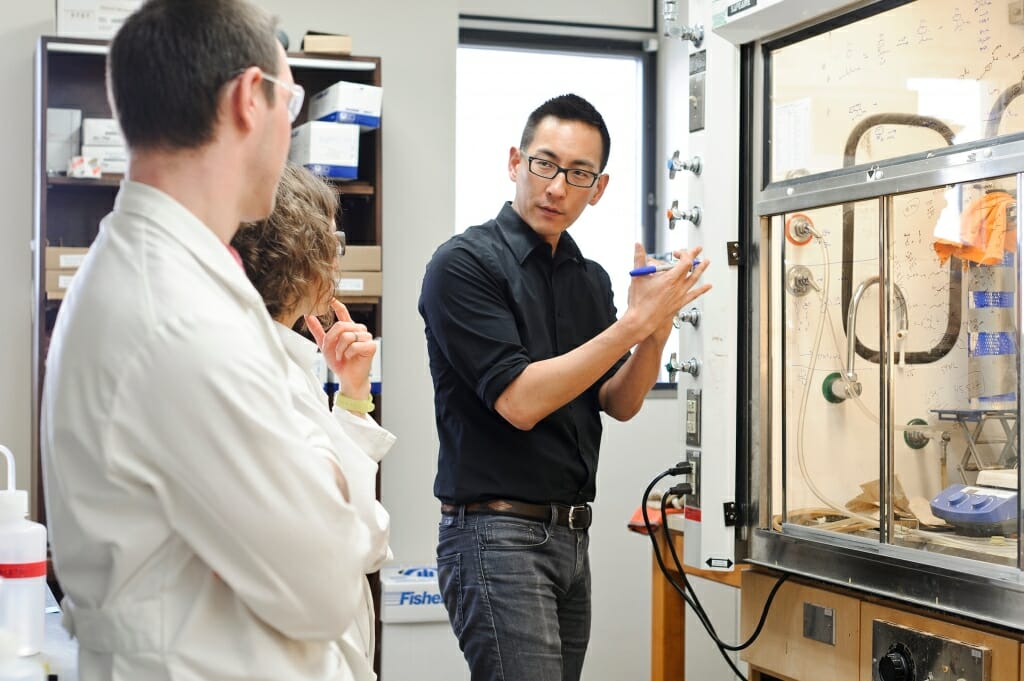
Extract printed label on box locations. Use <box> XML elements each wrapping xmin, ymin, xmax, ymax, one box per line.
<box><xmin>380</xmin><ymin>565</ymin><xmax>447</xmax><ymax>623</ymax></box>
<box><xmin>337</xmin><ymin>278</ymin><xmax>365</xmax><ymax>292</ymax></box>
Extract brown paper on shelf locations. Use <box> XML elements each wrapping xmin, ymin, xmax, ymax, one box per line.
<box><xmin>845</xmin><ymin>476</ymin><xmax>911</xmax><ymax>516</ymax></box>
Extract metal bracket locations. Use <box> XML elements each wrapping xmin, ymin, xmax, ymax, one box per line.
<box><xmin>727</xmin><ymin>241</ymin><xmax>742</xmax><ymax>266</ymax></box>
<box><xmin>723</xmin><ymin>501</ymin><xmax>737</xmax><ymax>526</ymax></box>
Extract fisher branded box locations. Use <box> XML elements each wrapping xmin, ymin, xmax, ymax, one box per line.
<box><xmin>307</xmin><ymin>81</ymin><xmax>382</xmax><ymax>130</ymax></box>
<box><xmin>380</xmin><ymin>564</ymin><xmax>469</xmax><ymax>681</ymax></box>
<box><xmin>380</xmin><ymin>565</ymin><xmax>445</xmax><ymax>624</ymax></box>
<box><xmin>289</xmin><ymin>121</ymin><xmax>359</xmax><ymax>180</ymax></box>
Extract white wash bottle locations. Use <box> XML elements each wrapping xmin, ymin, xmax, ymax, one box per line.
<box><xmin>0</xmin><ymin>446</ymin><xmax>46</xmax><ymax>656</ymax></box>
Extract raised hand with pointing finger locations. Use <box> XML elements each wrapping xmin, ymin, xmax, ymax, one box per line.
<box><xmin>307</xmin><ymin>299</ymin><xmax>377</xmax><ymax>401</ymax></box>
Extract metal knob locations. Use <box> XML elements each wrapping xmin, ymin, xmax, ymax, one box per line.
<box><xmin>666</xmin><ymin>22</ymin><xmax>703</xmax><ymax>47</ymax></box>
<box><xmin>903</xmin><ymin>418</ymin><xmax>930</xmax><ymax>450</ymax></box>
<box><xmin>667</xmin><ymin>151</ymin><xmax>702</xmax><ymax>178</ymax></box>
<box><xmin>877</xmin><ymin>646</ymin><xmax>914</xmax><ymax>681</ymax></box>
<box><xmin>666</xmin><ymin>352</ymin><xmax>700</xmax><ymax>379</ymax></box>
<box><xmin>667</xmin><ymin>200</ymin><xmax>702</xmax><ymax>229</ymax></box>
<box><xmin>674</xmin><ymin>307</ymin><xmax>700</xmax><ymax>329</ymax></box>
<box><xmin>679</xmin><ymin>24</ymin><xmax>704</xmax><ymax>46</ymax></box>
<box><xmin>784</xmin><ymin>265</ymin><xmax>820</xmax><ymax>297</ymax></box>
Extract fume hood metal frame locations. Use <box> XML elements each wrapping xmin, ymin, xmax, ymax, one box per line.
<box><xmin>743</xmin><ymin>112</ymin><xmax>1024</xmax><ymax>627</ymax></box>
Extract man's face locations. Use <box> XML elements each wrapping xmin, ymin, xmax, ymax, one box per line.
<box><xmin>509</xmin><ymin>116</ymin><xmax>609</xmax><ymax>248</ymax></box>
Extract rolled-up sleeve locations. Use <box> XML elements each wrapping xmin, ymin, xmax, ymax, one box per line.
<box><xmin>420</xmin><ymin>244</ymin><xmax>530</xmax><ymax>409</ymax></box>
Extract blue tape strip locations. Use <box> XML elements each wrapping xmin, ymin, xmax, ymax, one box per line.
<box><xmin>978</xmin><ymin>393</ymin><xmax>1017</xmax><ymax>402</ymax></box>
<box><xmin>969</xmin><ymin>331</ymin><xmax>1016</xmax><ymax>356</ymax></box>
<box><xmin>972</xmin><ymin>291</ymin><xmax>1014</xmax><ymax>308</ymax></box>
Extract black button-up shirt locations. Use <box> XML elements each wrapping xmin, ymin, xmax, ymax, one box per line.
<box><xmin>419</xmin><ymin>202</ymin><xmax>628</xmax><ymax>505</ymax></box>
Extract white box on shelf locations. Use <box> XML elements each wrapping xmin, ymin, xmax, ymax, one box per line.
<box><xmin>289</xmin><ymin>121</ymin><xmax>359</xmax><ymax>180</ymax></box>
<box><xmin>308</xmin><ymin>80</ymin><xmax>382</xmax><ymax>130</ymax></box>
<box><xmin>80</xmin><ymin>144</ymin><xmax>127</xmax><ymax>175</ymax></box>
<box><xmin>81</xmin><ymin>118</ymin><xmax>124</xmax><ymax>147</ymax></box>
<box><xmin>370</xmin><ymin>337</ymin><xmax>381</xmax><ymax>394</ymax></box>
<box><xmin>55</xmin><ymin>0</ymin><xmax>142</xmax><ymax>39</ymax></box>
<box><xmin>46</xmin><ymin>108</ymin><xmax>81</xmax><ymax>174</ymax></box>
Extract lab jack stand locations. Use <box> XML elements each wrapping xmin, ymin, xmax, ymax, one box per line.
<box><xmin>933</xmin><ymin>408</ymin><xmax>1018</xmax><ymax>483</ymax></box>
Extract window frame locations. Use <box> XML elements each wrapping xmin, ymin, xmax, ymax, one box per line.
<box><xmin>458</xmin><ymin>28</ymin><xmax>658</xmax><ymax>251</ymax></box>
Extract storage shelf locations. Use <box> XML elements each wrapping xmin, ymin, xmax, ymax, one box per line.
<box><xmin>46</xmin><ymin>174</ymin><xmax>122</xmax><ymax>188</ymax></box>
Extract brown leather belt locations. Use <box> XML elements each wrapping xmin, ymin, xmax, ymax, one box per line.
<box><xmin>441</xmin><ymin>499</ymin><xmax>592</xmax><ymax>530</ymax></box>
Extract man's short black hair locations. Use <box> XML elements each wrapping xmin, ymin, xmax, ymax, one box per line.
<box><xmin>519</xmin><ymin>93</ymin><xmax>611</xmax><ymax>172</ymax></box>
<box><xmin>108</xmin><ymin>0</ymin><xmax>279</xmax><ymax>150</ymax></box>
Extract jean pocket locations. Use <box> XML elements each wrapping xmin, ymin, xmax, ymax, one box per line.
<box><xmin>481</xmin><ymin>517</ymin><xmax>550</xmax><ymax>550</ymax></box>
<box><xmin>436</xmin><ymin>552</ymin><xmax>464</xmax><ymax>635</ymax></box>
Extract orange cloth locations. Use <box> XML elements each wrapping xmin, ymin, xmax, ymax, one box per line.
<box><xmin>934</xmin><ymin>191</ymin><xmax>1016</xmax><ymax>265</ymax></box>
<box><xmin>627</xmin><ymin>505</ymin><xmax>684</xmax><ymax>535</ymax></box>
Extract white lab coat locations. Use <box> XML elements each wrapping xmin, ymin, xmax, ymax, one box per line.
<box><xmin>42</xmin><ymin>181</ymin><xmax>374</xmax><ymax>681</ymax></box>
<box><xmin>275</xmin><ymin>324</ymin><xmax>396</xmax><ymax>681</ymax></box>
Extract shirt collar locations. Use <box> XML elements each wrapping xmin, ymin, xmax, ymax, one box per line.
<box><xmin>273</xmin><ymin>322</ymin><xmax>321</xmax><ymax>372</ymax></box>
<box><xmin>112</xmin><ymin>180</ymin><xmax>262</xmax><ymax>305</ymax></box>
<box><xmin>494</xmin><ymin>202</ymin><xmax>585</xmax><ymax>267</ymax></box>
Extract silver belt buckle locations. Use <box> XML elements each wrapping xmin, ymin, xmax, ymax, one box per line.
<box><xmin>567</xmin><ymin>504</ymin><xmax>591</xmax><ymax>530</ymax></box>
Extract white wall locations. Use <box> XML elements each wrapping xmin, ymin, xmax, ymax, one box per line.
<box><xmin>591</xmin><ymin>396</ymin><xmax>678</xmax><ymax>681</ymax></box>
<box><xmin>0</xmin><ymin>6</ymin><xmax>53</xmax><ymax>501</ymax></box>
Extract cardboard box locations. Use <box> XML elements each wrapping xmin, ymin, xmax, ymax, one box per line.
<box><xmin>55</xmin><ymin>0</ymin><xmax>142</xmax><ymax>39</ymax></box>
<box><xmin>46</xmin><ymin>268</ymin><xmax>78</xmax><ymax>298</ymax></box>
<box><xmin>81</xmin><ymin>118</ymin><xmax>124</xmax><ymax>147</ymax></box>
<box><xmin>301</xmin><ymin>33</ymin><xmax>352</xmax><ymax>55</ymax></box>
<box><xmin>308</xmin><ymin>80</ymin><xmax>382</xmax><ymax>130</ymax></box>
<box><xmin>380</xmin><ymin>565</ymin><xmax>445</xmax><ymax>624</ymax></box>
<box><xmin>81</xmin><ymin>144</ymin><xmax>127</xmax><ymax>175</ymax></box>
<box><xmin>45</xmin><ymin>247</ymin><xmax>89</xmax><ymax>270</ymax></box>
<box><xmin>289</xmin><ymin>122</ymin><xmax>359</xmax><ymax>180</ymax></box>
<box><xmin>46</xmin><ymin>108</ymin><xmax>81</xmax><ymax>174</ymax></box>
<box><xmin>335</xmin><ymin>271</ymin><xmax>381</xmax><ymax>297</ymax></box>
<box><xmin>339</xmin><ymin>245</ymin><xmax>381</xmax><ymax>272</ymax></box>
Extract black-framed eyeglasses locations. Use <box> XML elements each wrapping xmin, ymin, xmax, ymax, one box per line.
<box><xmin>525</xmin><ymin>155</ymin><xmax>601</xmax><ymax>188</ymax></box>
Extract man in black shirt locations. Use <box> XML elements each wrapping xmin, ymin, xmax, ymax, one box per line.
<box><xmin>418</xmin><ymin>93</ymin><xmax>710</xmax><ymax>681</ymax></box>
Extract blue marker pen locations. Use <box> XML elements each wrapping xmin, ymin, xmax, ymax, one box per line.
<box><xmin>629</xmin><ymin>258</ymin><xmax>701</xmax><ymax>277</ymax></box>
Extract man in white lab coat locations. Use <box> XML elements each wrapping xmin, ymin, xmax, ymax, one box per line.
<box><xmin>40</xmin><ymin>2</ymin><xmax>374</xmax><ymax>680</ymax></box>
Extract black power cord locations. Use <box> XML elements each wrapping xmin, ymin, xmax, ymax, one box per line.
<box><xmin>642</xmin><ymin>467</ymin><xmax>789</xmax><ymax>680</ymax></box>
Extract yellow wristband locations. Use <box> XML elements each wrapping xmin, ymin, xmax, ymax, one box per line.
<box><xmin>335</xmin><ymin>392</ymin><xmax>375</xmax><ymax>413</ymax></box>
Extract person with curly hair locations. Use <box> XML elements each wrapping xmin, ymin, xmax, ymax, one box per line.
<box><xmin>233</xmin><ymin>162</ymin><xmax>395</xmax><ymax>681</ymax></box>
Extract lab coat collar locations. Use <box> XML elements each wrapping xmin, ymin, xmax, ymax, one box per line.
<box><xmin>112</xmin><ymin>180</ymin><xmax>262</xmax><ymax>305</ymax></box>
<box><xmin>274</xmin><ymin>323</ymin><xmax>320</xmax><ymax>373</ymax></box>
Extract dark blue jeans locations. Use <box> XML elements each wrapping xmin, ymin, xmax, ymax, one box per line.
<box><xmin>437</xmin><ymin>507</ymin><xmax>591</xmax><ymax>681</ymax></box>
